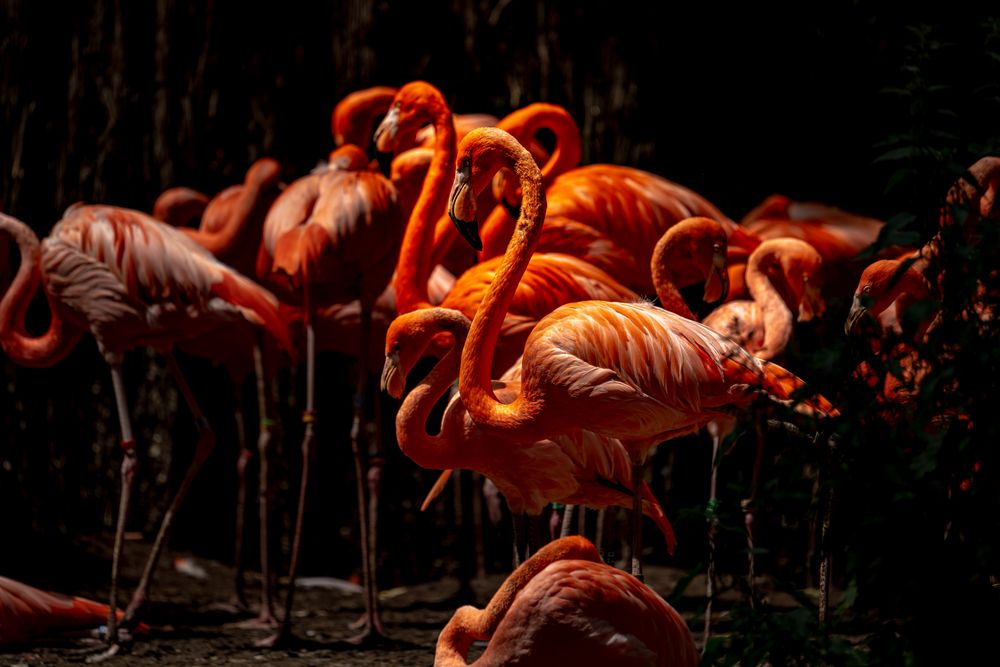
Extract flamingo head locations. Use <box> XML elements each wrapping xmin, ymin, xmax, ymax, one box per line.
<box><xmin>381</xmin><ymin>308</ymin><xmax>471</xmax><ymax>399</ymax></box>
<box><xmin>373</xmin><ymin>81</ymin><xmax>445</xmax><ymax>158</ymax></box>
<box><xmin>768</xmin><ymin>238</ymin><xmax>826</xmax><ymax>322</ymax></box>
<box><xmin>845</xmin><ymin>259</ymin><xmax>927</xmax><ymax>335</ymax></box>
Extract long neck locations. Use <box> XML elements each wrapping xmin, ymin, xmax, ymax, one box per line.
<box><xmin>651</xmin><ymin>231</ymin><xmax>695</xmax><ymax>320</ymax></box>
<box><xmin>435</xmin><ymin>536</ymin><xmax>601</xmax><ymax>666</ymax></box>
<box><xmin>395</xmin><ymin>102</ymin><xmax>457</xmax><ymax>314</ymax></box>
<box><xmin>396</xmin><ymin>334</ymin><xmax>465</xmax><ymax>470</ymax></box>
<box><xmin>184</xmin><ymin>162</ymin><xmax>277</xmax><ymax>260</ymax></box>
<box><xmin>746</xmin><ymin>246</ymin><xmax>793</xmax><ymax>359</ymax></box>
<box><xmin>0</xmin><ymin>215</ymin><xmax>81</xmax><ymax>367</ymax></box>
<box><xmin>531</xmin><ymin>108</ymin><xmax>581</xmax><ymax>186</ymax></box>
<box><xmin>459</xmin><ymin>142</ymin><xmax>546</xmax><ymax>438</ymax></box>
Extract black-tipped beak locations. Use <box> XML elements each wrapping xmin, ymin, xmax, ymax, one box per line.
<box><xmin>844</xmin><ymin>297</ymin><xmax>868</xmax><ymax>335</ymax></box>
<box><xmin>704</xmin><ymin>250</ymin><xmax>729</xmax><ymax>307</ymax></box>
<box><xmin>381</xmin><ymin>351</ymin><xmax>405</xmax><ymax>399</ymax></box>
<box><xmin>448</xmin><ymin>164</ymin><xmax>482</xmax><ymax>251</ymax></box>
<box><xmin>373</xmin><ymin>105</ymin><xmax>399</xmax><ymax>153</ymax></box>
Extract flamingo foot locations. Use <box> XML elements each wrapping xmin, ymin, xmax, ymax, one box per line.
<box><xmin>236</xmin><ymin>610</ymin><xmax>281</xmax><ymax>630</ymax></box>
<box><xmin>345</xmin><ymin>619</ymin><xmax>392</xmax><ymax>648</ymax></box>
<box><xmin>254</xmin><ymin>625</ymin><xmax>297</xmax><ymax>648</ymax></box>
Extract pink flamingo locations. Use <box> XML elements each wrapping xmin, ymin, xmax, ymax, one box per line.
<box><xmin>434</xmin><ymin>536</ymin><xmax>699</xmax><ymax>667</ymax></box>
<box><xmin>0</xmin><ymin>206</ymin><xmax>291</xmax><ymax>657</ymax></box>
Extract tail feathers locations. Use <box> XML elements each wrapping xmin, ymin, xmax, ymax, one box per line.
<box><xmin>760</xmin><ymin>361</ymin><xmax>839</xmax><ymax>418</ymax></box>
<box><xmin>641</xmin><ymin>482</ymin><xmax>677</xmax><ymax>555</ymax></box>
<box><xmin>420</xmin><ymin>469</ymin><xmax>454</xmax><ymax>512</ymax></box>
<box><xmin>0</xmin><ymin>577</ymin><xmax>148</xmax><ymax>645</ymax></box>
<box><xmin>211</xmin><ymin>272</ymin><xmax>296</xmax><ymax>361</ymax></box>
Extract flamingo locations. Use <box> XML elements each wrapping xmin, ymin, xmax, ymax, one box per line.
<box><xmin>443</xmin><ymin>127</ymin><xmax>835</xmax><ymax>579</ymax></box>
<box><xmin>434</xmin><ymin>535</ymin><xmax>700</xmax><ymax>667</ymax></box>
<box><xmin>0</xmin><ymin>577</ymin><xmax>149</xmax><ymax>646</ymax></box>
<box><xmin>332</xmin><ymin>85</ymin><xmax>497</xmax><ymax>157</ymax></box>
<box><xmin>376</xmin><ymin>82</ymin><xmax>639</xmax><ymax>375</ymax></box>
<box><xmin>255</xmin><ymin>141</ymin><xmax>403</xmax><ymax>645</ymax></box>
<box><xmin>0</xmin><ymin>207</ymin><xmax>291</xmax><ymax>656</ymax></box>
<box><xmin>381</xmin><ymin>307</ymin><xmax>677</xmax><ymax>553</ymax></box>
<box><xmin>151</xmin><ymin>158</ymin><xmax>285</xmax><ymax>621</ymax></box>
<box><xmin>702</xmin><ymin>238</ymin><xmax>826</xmax><ymax>361</ymax></box>
<box><xmin>845</xmin><ymin>257</ymin><xmax>936</xmax><ymax>405</ymax></box>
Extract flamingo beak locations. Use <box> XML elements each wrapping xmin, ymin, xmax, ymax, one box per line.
<box><xmin>703</xmin><ymin>248</ymin><xmax>729</xmax><ymax>306</ymax></box>
<box><xmin>449</xmin><ymin>163</ymin><xmax>482</xmax><ymax>251</ymax></box>
<box><xmin>844</xmin><ymin>296</ymin><xmax>869</xmax><ymax>335</ymax></box>
<box><xmin>381</xmin><ymin>351</ymin><xmax>405</xmax><ymax>399</ymax></box>
<box><xmin>373</xmin><ymin>104</ymin><xmax>400</xmax><ymax>159</ymax></box>
<box><xmin>798</xmin><ymin>279</ymin><xmax>824</xmax><ymax>322</ymax></box>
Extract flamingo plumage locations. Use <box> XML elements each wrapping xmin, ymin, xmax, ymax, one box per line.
<box><xmin>445</xmin><ymin>128</ymin><xmax>836</xmax><ymax>579</ymax></box>
<box><xmin>0</xmin><ymin>577</ymin><xmax>149</xmax><ymax>646</ymax></box>
<box><xmin>254</xmin><ymin>136</ymin><xmax>404</xmax><ymax>645</ymax></box>
<box><xmin>0</xmin><ymin>206</ymin><xmax>291</xmax><ymax>654</ymax></box>
<box><xmin>382</xmin><ymin>308</ymin><xmax>677</xmax><ymax>552</ymax></box>
<box><xmin>702</xmin><ymin>238</ymin><xmax>826</xmax><ymax>360</ymax></box>
<box><xmin>434</xmin><ymin>536</ymin><xmax>699</xmax><ymax>667</ymax></box>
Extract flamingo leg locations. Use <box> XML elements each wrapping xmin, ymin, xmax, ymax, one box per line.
<box><xmin>630</xmin><ymin>462</ymin><xmax>645</xmax><ymax>581</ymax></box>
<box><xmin>743</xmin><ymin>418</ymin><xmax>766</xmax><ymax>607</ymax></box>
<box><xmin>122</xmin><ymin>353</ymin><xmax>217</xmax><ymax>626</ymax></box>
<box><xmin>253</xmin><ymin>341</ymin><xmax>279</xmax><ymax>627</ymax></box>
<box><xmin>348</xmin><ymin>305</ymin><xmax>388</xmax><ymax>644</ymax></box>
<box><xmin>259</xmin><ymin>323</ymin><xmax>316</xmax><ymax>647</ymax></box>
<box><xmin>703</xmin><ymin>431</ymin><xmax>722</xmax><ymax>650</ymax></box>
<box><xmin>99</xmin><ymin>362</ymin><xmax>137</xmax><ymax>658</ymax></box>
<box><xmin>559</xmin><ymin>504</ymin><xmax>576</xmax><ymax>539</ymax></box>
<box><xmin>472</xmin><ymin>472</ymin><xmax>486</xmax><ymax>580</ymax></box>
<box><xmin>231</xmin><ymin>382</ymin><xmax>250</xmax><ymax>610</ymax></box>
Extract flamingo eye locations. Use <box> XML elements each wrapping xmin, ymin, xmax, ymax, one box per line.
<box><xmin>393</xmin><ymin>342</ymin><xmax>401</xmax><ymax>352</ymax></box>
<box><xmin>862</xmin><ymin>285</ymin><xmax>871</xmax><ymax>294</ymax></box>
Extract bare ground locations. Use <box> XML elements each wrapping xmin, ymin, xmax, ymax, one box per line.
<box><xmin>2</xmin><ymin>535</ymin><xmax>817</xmax><ymax>665</ymax></box>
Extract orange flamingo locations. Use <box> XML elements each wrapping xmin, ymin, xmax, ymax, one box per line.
<box><xmin>332</xmin><ymin>85</ymin><xmax>497</xmax><ymax>156</ymax></box>
<box><xmin>446</xmin><ymin>128</ymin><xmax>836</xmax><ymax>578</ymax></box>
<box><xmin>376</xmin><ymin>82</ymin><xmax>637</xmax><ymax>375</ymax></box>
<box><xmin>702</xmin><ymin>238</ymin><xmax>826</xmax><ymax>360</ymax></box>
<box><xmin>434</xmin><ymin>536</ymin><xmax>700</xmax><ymax>667</ymax></box>
<box><xmin>255</xmin><ymin>141</ymin><xmax>403</xmax><ymax>645</ymax></box>
<box><xmin>0</xmin><ymin>207</ymin><xmax>291</xmax><ymax>656</ymax></box>
<box><xmin>382</xmin><ymin>307</ymin><xmax>677</xmax><ymax>553</ymax></box>
<box><xmin>0</xmin><ymin>577</ymin><xmax>149</xmax><ymax>646</ymax></box>
<box><xmin>845</xmin><ymin>257</ymin><xmax>935</xmax><ymax>405</ymax></box>
<box><xmin>151</xmin><ymin>158</ymin><xmax>285</xmax><ymax>621</ymax></box>
<box><xmin>415</xmin><ymin>216</ymin><xmax>731</xmax><ymax>529</ymax></box>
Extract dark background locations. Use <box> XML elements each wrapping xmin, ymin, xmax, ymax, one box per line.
<box><xmin>1</xmin><ymin>1</ymin><xmax>999</xmax><ymax>662</ymax></box>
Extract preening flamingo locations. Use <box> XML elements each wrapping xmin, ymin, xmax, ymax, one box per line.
<box><xmin>255</xmin><ymin>142</ymin><xmax>403</xmax><ymax>645</ymax></box>
<box><xmin>703</xmin><ymin>238</ymin><xmax>826</xmax><ymax>361</ymax></box>
<box><xmin>151</xmin><ymin>158</ymin><xmax>285</xmax><ymax>621</ymax></box>
<box><xmin>381</xmin><ymin>308</ymin><xmax>677</xmax><ymax>552</ymax></box>
<box><xmin>0</xmin><ymin>577</ymin><xmax>149</xmax><ymax>646</ymax></box>
<box><xmin>446</xmin><ymin>128</ymin><xmax>836</xmax><ymax>578</ymax></box>
<box><xmin>0</xmin><ymin>207</ymin><xmax>291</xmax><ymax>655</ymax></box>
<box><xmin>434</xmin><ymin>536</ymin><xmax>700</xmax><ymax>667</ymax></box>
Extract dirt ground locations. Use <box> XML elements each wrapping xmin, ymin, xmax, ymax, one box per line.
<box><xmin>2</xmin><ymin>536</ymin><xmax>810</xmax><ymax>665</ymax></box>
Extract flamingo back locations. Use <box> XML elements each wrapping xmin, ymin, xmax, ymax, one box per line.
<box><xmin>41</xmin><ymin>205</ymin><xmax>291</xmax><ymax>358</ymax></box>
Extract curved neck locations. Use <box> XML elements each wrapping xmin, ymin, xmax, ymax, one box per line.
<box><xmin>0</xmin><ymin>215</ymin><xmax>81</xmax><ymax>367</ymax></box>
<box><xmin>530</xmin><ymin>109</ymin><xmax>582</xmax><ymax>186</ymax></box>
<box><xmin>395</xmin><ymin>101</ymin><xmax>457</xmax><ymax>314</ymax></box>
<box><xmin>651</xmin><ymin>231</ymin><xmax>695</xmax><ymax>320</ymax></box>
<box><xmin>435</xmin><ymin>536</ymin><xmax>601</xmax><ymax>666</ymax></box>
<box><xmin>183</xmin><ymin>160</ymin><xmax>278</xmax><ymax>260</ymax></box>
<box><xmin>396</xmin><ymin>332</ymin><xmax>465</xmax><ymax>470</ymax></box>
<box><xmin>746</xmin><ymin>246</ymin><xmax>793</xmax><ymax>358</ymax></box>
<box><xmin>459</xmin><ymin>140</ymin><xmax>546</xmax><ymax>438</ymax></box>
<box><xmin>332</xmin><ymin>86</ymin><xmax>397</xmax><ymax>148</ymax></box>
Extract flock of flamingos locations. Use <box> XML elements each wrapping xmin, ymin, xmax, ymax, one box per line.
<box><xmin>1</xmin><ymin>80</ymin><xmax>997</xmax><ymax>664</ymax></box>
